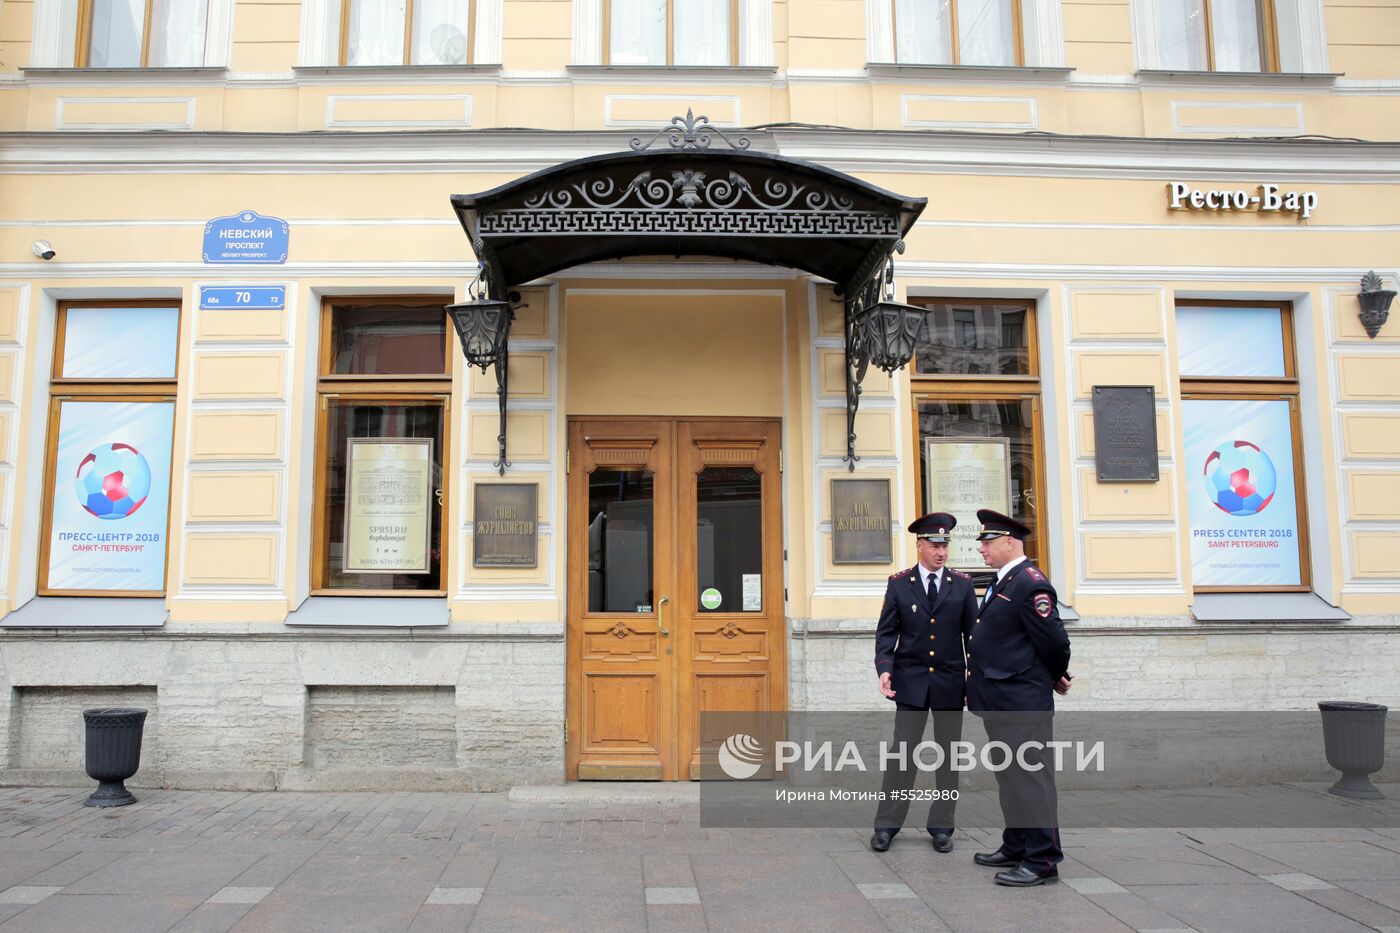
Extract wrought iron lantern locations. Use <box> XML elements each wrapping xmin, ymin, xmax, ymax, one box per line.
<box><xmin>1358</xmin><ymin>271</ymin><xmax>1395</xmax><ymax>340</ymax></box>
<box><xmin>853</xmin><ymin>299</ymin><xmax>924</xmax><ymax>374</ymax></box>
<box><xmin>447</xmin><ymin>297</ymin><xmax>513</xmax><ymax>371</ymax></box>
<box><xmin>842</xmin><ymin>255</ymin><xmax>924</xmax><ymax>470</ymax></box>
<box><xmin>447</xmin><ymin>294</ymin><xmax>516</xmax><ymax>474</ymax></box>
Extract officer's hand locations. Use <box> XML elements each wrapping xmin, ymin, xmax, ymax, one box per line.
<box><xmin>1053</xmin><ymin>675</ymin><xmax>1072</xmax><ymax>695</ymax></box>
<box><xmin>879</xmin><ymin>672</ymin><xmax>896</xmax><ymax>699</ymax></box>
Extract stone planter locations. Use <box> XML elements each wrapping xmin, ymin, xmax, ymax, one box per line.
<box><xmin>1318</xmin><ymin>701</ymin><xmax>1387</xmax><ymax>800</ymax></box>
<box><xmin>83</xmin><ymin>707</ymin><xmax>147</xmax><ymax>808</ymax></box>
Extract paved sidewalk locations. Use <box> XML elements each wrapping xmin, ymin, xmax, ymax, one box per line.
<box><xmin>0</xmin><ymin>786</ymin><xmax>1396</xmax><ymax>932</ymax></box>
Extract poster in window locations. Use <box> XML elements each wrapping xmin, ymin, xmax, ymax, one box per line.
<box><xmin>1183</xmin><ymin>399</ymin><xmax>1302</xmax><ymax>587</ymax></box>
<box><xmin>924</xmin><ymin>438</ymin><xmax>1012</xmax><ymax>569</ymax></box>
<box><xmin>45</xmin><ymin>400</ymin><xmax>175</xmax><ymax>592</ymax></box>
<box><xmin>343</xmin><ymin>437</ymin><xmax>433</xmax><ymax>574</ymax></box>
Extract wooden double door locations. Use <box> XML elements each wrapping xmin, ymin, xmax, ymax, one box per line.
<box><xmin>566</xmin><ymin>418</ymin><xmax>785</xmax><ymax>780</ymax></box>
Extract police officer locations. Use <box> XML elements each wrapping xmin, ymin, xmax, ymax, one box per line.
<box><xmin>871</xmin><ymin>512</ymin><xmax>978</xmax><ymax>854</ymax></box>
<box><xmin>966</xmin><ymin>509</ymin><xmax>1072</xmax><ymax>887</ymax></box>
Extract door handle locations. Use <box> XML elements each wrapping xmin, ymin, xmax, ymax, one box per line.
<box><xmin>658</xmin><ymin>596</ymin><xmax>670</xmax><ymax>637</ymax></box>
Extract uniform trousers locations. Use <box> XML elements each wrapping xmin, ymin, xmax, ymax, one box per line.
<box><xmin>873</xmin><ymin>700</ymin><xmax>963</xmax><ymax>835</ymax></box>
<box><xmin>980</xmin><ymin>711</ymin><xmax>1063</xmax><ymax>870</ymax></box>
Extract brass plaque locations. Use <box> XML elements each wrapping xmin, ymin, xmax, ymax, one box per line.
<box><xmin>1092</xmin><ymin>386</ymin><xmax>1160</xmax><ymax>482</ymax></box>
<box><xmin>473</xmin><ymin>483</ymin><xmax>539</xmax><ymax>567</ymax></box>
<box><xmin>831</xmin><ymin>478</ymin><xmax>893</xmax><ymax>564</ymax></box>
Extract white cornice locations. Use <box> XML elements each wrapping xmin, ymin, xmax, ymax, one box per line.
<box><xmin>2</xmin><ymin>128</ymin><xmax>1400</xmax><ymax>181</ymax></box>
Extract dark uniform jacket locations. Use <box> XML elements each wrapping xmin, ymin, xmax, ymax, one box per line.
<box><xmin>966</xmin><ymin>560</ymin><xmax>1071</xmax><ymax>713</ymax></box>
<box><xmin>874</xmin><ymin>565</ymin><xmax>977</xmax><ymax>710</ymax></box>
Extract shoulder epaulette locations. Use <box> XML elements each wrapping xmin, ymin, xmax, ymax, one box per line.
<box><xmin>947</xmin><ymin>568</ymin><xmax>971</xmax><ymax>580</ymax></box>
<box><xmin>1025</xmin><ymin>565</ymin><xmax>1046</xmax><ymax>582</ymax></box>
<box><xmin>889</xmin><ymin>566</ymin><xmax>917</xmax><ymax>580</ymax></box>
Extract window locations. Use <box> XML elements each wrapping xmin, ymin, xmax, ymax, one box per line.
<box><xmin>39</xmin><ymin>302</ymin><xmax>180</xmax><ymax>595</ymax></box>
<box><xmin>342</xmin><ymin>0</ymin><xmax>476</xmax><ymax>65</ymax></box>
<box><xmin>313</xmin><ymin>299</ymin><xmax>450</xmax><ymax>594</ymax></box>
<box><xmin>75</xmin><ymin>0</ymin><xmax>210</xmax><ymax>66</ymax></box>
<box><xmin>910</xmin><ymin>299</ymin><xmax>1045</xmax><ymax>586</ymax></box>
<box><xmin>1178</xmin><ymin>301</ymin><xmax>1309</xmax><ymax>591</ymax></box>
<box><xmin>893</xmin><ymin>0</ymin><xmax>1022</xmax><ymax>66</ymax></box>
<box><xmin>1154</xmin><ymin>0</ymin><xmax>1274</xmax><ymax>71</ymax></box>
<box><xmin>605</xmin><ymin>0</ymin><xmax>737</xmax><ymax>65</ymax></box>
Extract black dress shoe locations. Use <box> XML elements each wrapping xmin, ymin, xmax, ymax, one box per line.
<box><xmin>994</xmin><ymin>864</ymin><xmax>1058</xmax><ymax>887</ymax></box>
<box><xmin>870</xmin><ymin>830</ymin><xmax>894</xmax><ymax>852</ymax></box>
<box><xmin>973</xmin><ymin>850</ymin><xmax>1021</xmax><ymax>868</ymax></box>
<box><xmin>930</xmin><ymin>832</ymin><xmax>954</xmax><ymax>853</ymax></box>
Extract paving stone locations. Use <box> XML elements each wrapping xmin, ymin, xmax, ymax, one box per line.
<box><xmin>642</xmin><ymin>854</ymin><xmax>695</xmax><ymax>887</ymax></box>
<box><xmin>1295</xmin><ymin>886</ymin><xmax>1400</xmax><ymax>930</ymax></box>
<box><xmin>868</xmin><ymin>897</ymin><xmax>954</xmax><ymax>932</ymax></box>
<box><xmin>407</xmin><ymin>903</ymin><xmax>474</xmax><ymax>932</ymax></box>
<box><xmin>169</xmin><ymin>903</ymin><xmax>257</xmax><ymax>933</ymax></box>
<box><xmin>230</xmin><ymin>893</ymin><xmax>426</xmax><ymax>933</ymax></box>
<box><xmin>1262</xmin><ymin>872</ymin><xmax>1334</xmax><ymax>891</ymax></box>
<box><xmin>1070</xmin><ymin>845</ymin><xmax>1265</xmax><ymax>886</ymax></box>
<box><xmin>1334</xmin><ymin>879</ymin><xmax>1400</xmax><ymax>912</ymax></box>
<box><xmin>644</xmin><ymin>904</ymin><xmax>707</xmax><ymax>932</ymax></box>
<box><xmin>1066</xmin><ymin>877</ymin><xmax>1130</xmax><ymax>895</ymax></box>
<box><xmin>857</xmin><ymin>881</ymin><xmax>918</xmax><ymax>899</ymax></box>
<box><xmin>63</xmin><ymin>850</ymin><xmax>261</xmax><ymax>898</ymax></box>
<box><xmin>467</xmin><ymin>894</ymin><xmax>648</xmax><ymax>930</ymax></box>
<box><xmin>206</xmin><ymin>886</ymin><xmax>273</xmax><ymax>905</ymax></box>
<box><xmin>0</xmin><ymin>855</ymin><xmax>71</xmax><ymax>891</ymax></box>
<box><xmin>0</xmin><ymin>888</ymin><xmax>61</xmax><ymax>906</ymax></box>
<box><xmin>1242</xmin><ymin>842</ymin><xmax>1400</xmax><ymax>882</ymax></box>
<box><xmin>1131</xmin><ymin>883</ymin><xmax>1373</xmax><ymax>933</ymax></box>
<box><xmin>0</xmin><ymin>893</ymin><xmax>204</xmax><ymax>933</ymax></box>
<box><xmin>18</xmin><ymin>851</ymin><xmax>123</xmax><ymax>886</ymax></box>
<box><xmin>426</xmin><ymin>887</ymin><xmax>483</xmax><ymax>905</ymax></box>
<box><xmin>275</xmin><ymin>853</ymin><xmax>443</xmax><ymax>898</ymax></box>
<box><xmin>645</xmin><ymin>886</ymin><xmax>700</xmax><ymax>905</ymax></box>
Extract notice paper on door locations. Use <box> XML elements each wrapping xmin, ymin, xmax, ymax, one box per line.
<box><xmin>742</xmin><ymin>574</ymin><xmax>761</xmax><ymax>611</ymax></box>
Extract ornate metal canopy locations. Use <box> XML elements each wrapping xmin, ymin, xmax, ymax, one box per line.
<box><xmin>449</xmin><ymin>113</ymin><xmax>929</xmax><ymax>470</ymax></box>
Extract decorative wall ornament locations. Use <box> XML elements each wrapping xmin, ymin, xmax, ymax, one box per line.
<box><xmin>1358</xmin><ymin>270</ymin><xmax>1395</xmax><ymax>339</ymax></box>
<box><xmin>629</xmin><ymin>108</ymin><xmax>751</xmax><ymax>152</ymax></box>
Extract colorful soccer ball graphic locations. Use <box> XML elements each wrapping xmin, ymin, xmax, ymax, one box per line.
<box><xmin>1202</xmin><ymin>440</ymin><xmax>1277</xmax><ymax>517</ymax></box>
<box><xmin>75</xmin><ymin>444</ymin><xmax>152</xmax><ymax>520</ymax></box>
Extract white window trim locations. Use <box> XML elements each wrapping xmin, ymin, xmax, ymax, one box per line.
<box><xmin>298</xmin><ymin>0</ymin><xmax>502</xmax><ymax>67</ymax></box>
<box><xmin>866</xmin><ymin>0</ymin><xmax>1064</xmax><ymax>67</ymax></box>
<box><xmin>1129</xmin><ymin>0</ymin><xmax>1329</xmax><ymax>73</ymax></box>
<box><xmin>30</xmin><ymin>0</ymin><xmax>235</xmax><ymax>67</ymax></box>
<box><xmin>573</xmin><ymin>0</ymin><xmax>772</xmax><ymax>66</ymax></box>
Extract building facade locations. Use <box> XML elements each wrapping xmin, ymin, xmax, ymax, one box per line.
<box><xmin>0</xmin><ymin>0</ymin><xmax>1398</xmax><ymax>789</ymax></box>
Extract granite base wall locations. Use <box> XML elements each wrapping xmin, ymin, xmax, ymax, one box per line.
<box><xmin>0</xmin><ymin>624</ymin><xmax>565</xmax><ymax>792</ymax></box>
<box><xmin>1</xmin><ymin>618</ymin><xmax>1395</xmax><ymax>792</ymax></box>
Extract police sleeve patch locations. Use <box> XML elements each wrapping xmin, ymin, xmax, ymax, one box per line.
<box><xmin>1033</xmin><ymin>594</ymin><xmax>1053</xmax><ymax>618</ymax></box>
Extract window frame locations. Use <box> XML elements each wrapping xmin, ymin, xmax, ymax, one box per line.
<box><xmin>1178</xmin><ymin>299</ymin><xmax>1310</xmax><ymax>593</ymax></box>
<box><xmin>908</xmin><ymin>297</ymin><xmax>1049</xmax><ymax>582</ymax></box>
<box><xmin>601</xmin><ymin>0</ymin><xmax>740</xmax><ymax>66</ymax></box>
<box><xmin>311</xmin><ymin>296</ymin><xmax>453</xmax><ymax>596</ymax></box>
<box><xmin>890</xmin><ymin>0</ymin><xmax>1026</xmax><ymax>67</ymax></box>
<box><xmin>75</xmin><ymin>0</ymin><xmax>154</xmax><ymax>67</ymax></box>
<box><xmin>1199</xmin><ymin>0</ymin><xmax>1279</xmax><ymax>72</ymax></box>
<box><xmin>338</xmin><ymin>0</ymin><xmax>478</xmax><ymax>66</ymax></box>
<box><xmin>38</xmin><ymin>299</ymin><xmax>181</xmax><ymax>597</ymax></box>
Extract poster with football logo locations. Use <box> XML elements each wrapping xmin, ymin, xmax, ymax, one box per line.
<box><xmin>1182</xmin><ymin>398</ymin><xmax>1302</xmax><ymax>588</ymax></box>
<box><xmin>44</xmin><ymin>401</ymin><xmax>175</xmax><ymax>593</ymax></box>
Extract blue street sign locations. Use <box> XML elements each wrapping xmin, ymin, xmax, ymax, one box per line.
<box><xmin>202</xmin><ymin>210</ymin><xmax>289</xmax><ymax>264</ymax></box>
<box><xmin>199</xmin><ymin>286</ymin><xmax>286</xmax><ymax>310</ymax></box>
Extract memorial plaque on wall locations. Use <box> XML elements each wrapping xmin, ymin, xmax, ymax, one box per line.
<box><xmin>473</xmin><ymin>483</ymin><xmax>539</xmax><ymax>568</ymax></box>
<box><xmin>831</xmin><ymin>478</ymin><xmax>892</xmax><ymax>564</ymax></box>
<box><xmin>1092</xmin><ymin>386</ymin><xmax>1159</xmax><ymax>482</ymax></box>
